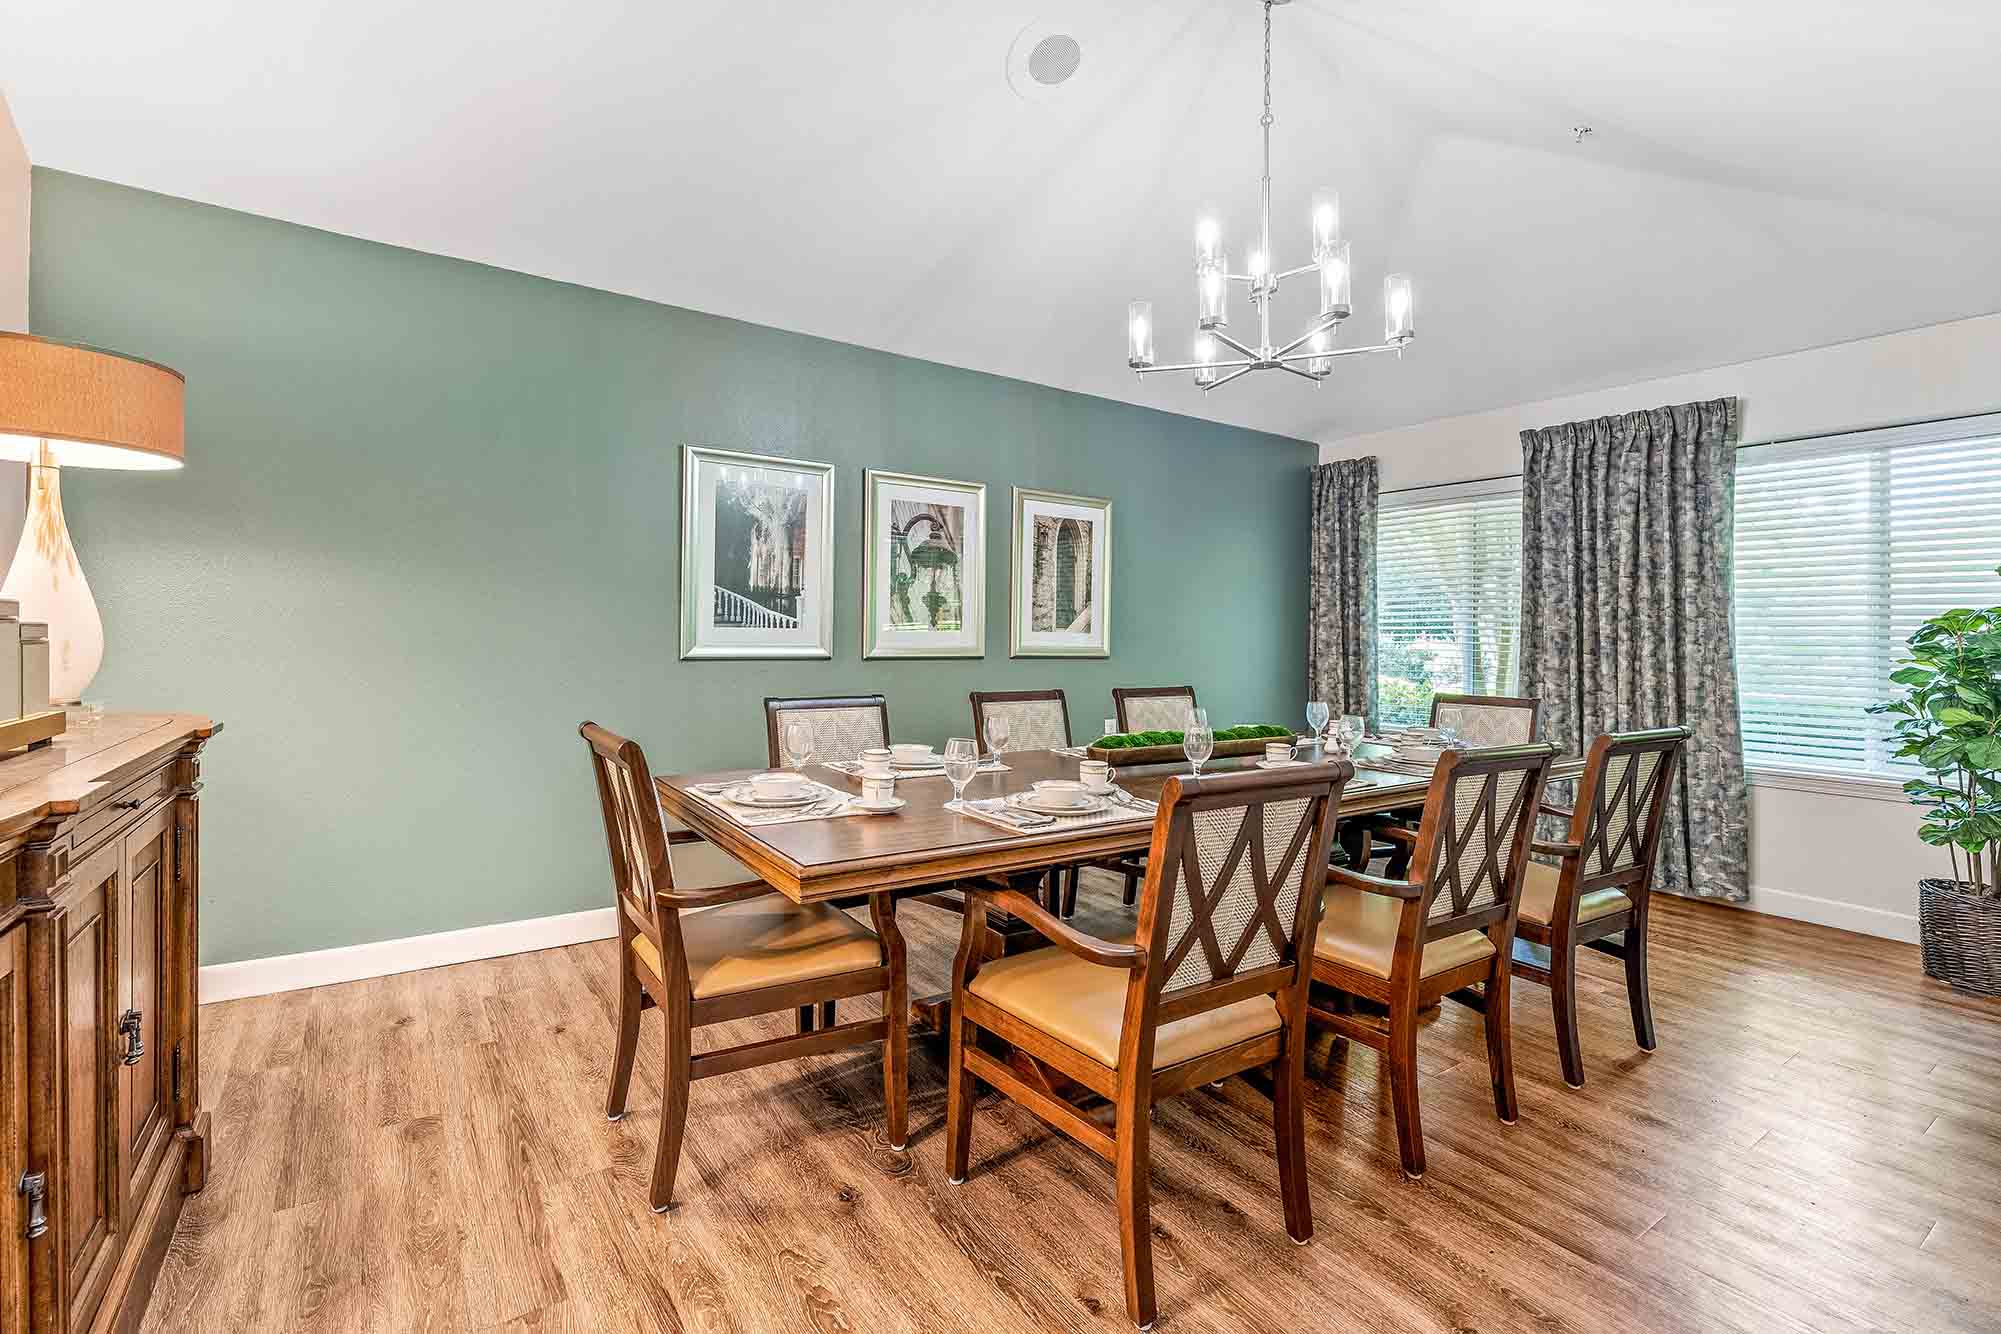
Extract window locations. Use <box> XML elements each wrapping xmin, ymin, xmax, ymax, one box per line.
<box><xmin>1375</xmin><ymin>481</ymin><xmax>1524</xmax><ymax>728</ymax></box>
<box><xmin>1734</xmin><ymin>414</ymin><xmax>2001</xmax><ymax>777</ymax></box>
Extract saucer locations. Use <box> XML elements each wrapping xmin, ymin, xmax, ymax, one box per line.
<box><xmin>1255</xmin><ymin>758</ymin><xmax>1307</xmax><ymax>769</ymax></box>
<box><xmin>850</xmin><ymin>797</ymin><xmax>905</xmax><ymax>815</ymax></box>
<box><xmin>1012</xmin><ymin>791</ymin><xmax>1106</xmax><ymax>816</ymax></box>
<box><xmin>724</xmin><ymin>785</ymin><xmax>820</xmax><ymax>808</ymax></box>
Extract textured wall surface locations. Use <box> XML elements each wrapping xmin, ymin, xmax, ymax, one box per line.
<box><xmin>30</xmin><ymin>169</ymin><xmax>1315</xmax><ymax>964</ymax></box>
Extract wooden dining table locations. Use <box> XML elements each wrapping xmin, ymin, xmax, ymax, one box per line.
<box><xmin>656</xmin><ymin>742</ymin><xmax>1585</xmax><ymax>1029</ymax></box>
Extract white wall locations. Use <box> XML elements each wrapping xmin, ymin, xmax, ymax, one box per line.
<box><xmin>0</xmin><ymin>95</ymin><xmax>30</xmax><ymax>558</ymax></box>
<box><xmin>1320</xmin><ymin>313</ymin><xmax>2001</xmax><ymax>942</ymax></box>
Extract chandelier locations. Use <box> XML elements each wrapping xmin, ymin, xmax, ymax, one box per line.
<box><xmin>1125</xmin><ymin>0</ymin><xmax>1415</xmax><ymax>393</ymax></box>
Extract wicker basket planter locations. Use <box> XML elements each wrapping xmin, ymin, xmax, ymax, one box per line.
<box><xmin>1918</xmin><ymin>878</ymin><xmax>2001</xmax><ymax>997</ymax></box>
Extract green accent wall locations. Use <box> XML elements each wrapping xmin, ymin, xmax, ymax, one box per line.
<box><xmin>29</xmin><ymin>168</ymin><xmax>1314</xmax><ymax>966</ymax></box>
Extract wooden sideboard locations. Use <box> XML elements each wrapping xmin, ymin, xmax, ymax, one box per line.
<box><xmin>0</xmin><ymin>713</ymin><xmax>218</xmax><ymax>1334</ymax></box>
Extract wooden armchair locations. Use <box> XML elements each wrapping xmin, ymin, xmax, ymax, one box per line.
<box><xmin>1512</xmin><ymin>726</ymin><xmax>1690</xmax><ymax>1088</ymax></box>
<box><xmin>971</xmin><ymin>688</ymin><xmax>1147</xmax><ymax>913</ymax></box>
<box><xmin>581</xmin><ymin>722</ymin><xmax>908</xmax><ymax>1213</ymax></box>
<box><xmin>944</xmin><ymin>762</ymin><xmax>1350</xmax><ymax>1331</ymax></box>
<box><xmin>1111</xmin><ymin>685</ymin><xmax>1200</xmax><ymax>734</ymax></box>
<box><xmin>1309</xmin><ymin>742</ymin><xmax>1556</xmax><ymax>1179</ymax></box>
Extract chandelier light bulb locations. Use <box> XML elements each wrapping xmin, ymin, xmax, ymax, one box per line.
<box><xmin>1194</xmin><ymin>333</ymin><xmax>1219</xmax><ymax>387</ymax></box>
<box><xmin>1385</xmin><ymin>273</ymin><xmax>1415</xmax><ymax>342</ymax></box>
<box><xmin>1127</xmin><ymin>300</ymin><xmax>1155</xmax><ymax>368</ymax></box>
<box><xmin>1197</xmin><ymin>260</ymin><xmax>1228</xmax><ymax>330</ymax></box>
<box><xmin>1318</xmin><ymin>238</ymin><xmax>1351</xmax><ymax>320</ymax></box>
<box><xmin>1307</xmin><ymin>327</ymin><xmax>1332</xmax><ymax>376</ymax></box>
<box><xmin>1195</xmin><ymin>217</ymin><xmax>1222</xmax><ymax>261</ymax></box>
<box><xmin>1311</xmin><ymin>188</ymin><xmax>1340</xmax><ymax>254</ymax></box>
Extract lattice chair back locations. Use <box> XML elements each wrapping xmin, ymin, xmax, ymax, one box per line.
<box><xmin>1409</xmin><ymin>743</ymin><xmax>1557</xmax><ymax>937</ymax></box>
<box><xmin>1431</xmin><ymin>694</ymin><xmax>1540</xmax><ymax>747</ymax></box>
<box><xmin>1135</xmin><ymin>764</ymin><xmax>1349</xmax><ymax>1015</ymax></box>
<box><xmin>971</xmin><ymin>690</ymin><xmax>1072</xmax><ymax>754</ymax></box>
<box><xmin>1115</xmin><ymin>686</ymin><xmax>1199</xmax><ymax>733</ymax></box>
<box><xmin>1567</xmin><ymin>727</ymin><xmax>1690</xmax><ymax>889</ymax></box>
<box><xmin>763</xmin><ymin>695</ymin><xmax>891</xmax><ymax>766</ymax></box>
<box><xmin>580</xmin><ymin>722</ymin><xmax>682</xmax><ymax>961</ymax></box>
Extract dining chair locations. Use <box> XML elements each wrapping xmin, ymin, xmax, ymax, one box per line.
<box><xmin>581</xmin><ymin>722</ymin><xmax>909</xmax><ymax>1212</ymax></box>
<box><xmin>970</xmin><ymin>688</ymin><xmax>1147</xmax><ymax>912</ymax></box>
<box><xmin>944</xmin><ymin>761</ymin><xmax>1350</xmax><ymax>1331</ymax></box>
<box><xmin>763</xmin><ymin>694</ymin><xmax>892</xmax><ymax>767</ymax></box>
<box><xmin>1429</xmin><ymin>692</ymin><xmax>1541</xmax><ymax>746</ymax></box>
<box><xmin>1111</xmin><ymin>685</ymin><xmax>1199</xmax><ymax>734</ymax></box>
<box><xmin>1309</xmin><ymin>742</ymin><xmax>1555</xmax><ymax>1180</ymax></box>
<box><xmin>1512</xmin><ymin>726</ymin><xmax>1690</xmax><ymax>1088</ymax></box>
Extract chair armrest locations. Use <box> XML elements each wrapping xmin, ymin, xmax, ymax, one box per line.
<box><xmin>1327</xmin><ymin>864</ymin><xmax>1423</xmax><ymax>902</ymax></box>
<box><xmin>977</xmin><ymin>888</ymin><xmax>1147</xmax><ymax>970</ymax></box>
<box><xmin>1532</xmin><ymin>839</ymin><xmax>1581</xmax><ymax>860</ymax></box>
<box><xmin>1379</xmin><ymin>825</ymin><xmax>1417</xmax><ymax>846</ymax></box>
<box><xmin>1539</xmin><ymin>803</ymin><xmax>1575</xmax><ymax>823</ymax></box>
<box><xmin>655</xmin><ymin>879</ymin><xmax>773</xmax><ymax>910</ymax></box>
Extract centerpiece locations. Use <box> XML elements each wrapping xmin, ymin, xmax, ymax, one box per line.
<box><xmin>1088</xmin><ymin>723</ymin><xmax>1295</xmax><ymax>767</ymax></box>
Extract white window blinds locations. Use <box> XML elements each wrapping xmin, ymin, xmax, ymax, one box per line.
<box><xmin>1734</xmin><ymin>414</ymin><xmax>2001</xmax><ymax>776</ymax></box>
<box><xmin>1375</xmin><ymin>483</ymin><xmax>1524</xmax><ymax>728</ymax></box>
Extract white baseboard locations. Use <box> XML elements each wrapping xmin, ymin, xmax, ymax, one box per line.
<box><xmin>198</xmin><ymin>906</ymin><xmax>618</xmax><ymax>1004</ymax></box>
<box><xmin>1743</xmin><ymin>884</ymin><xmax>1920</xmax><ymax>944</ymax></box>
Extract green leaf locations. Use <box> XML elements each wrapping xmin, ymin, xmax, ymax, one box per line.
<box><xmin>1957</xmin><ymin>685</ymin><xmax>1996</xmax><ymax>708</ymax></box>
<box><xmin>1889</xmin><ymin>666</ymin><xmax>1935</xmax><ymax>687</ymax></box>
<box><xmin>1965</xmin><ymin>737</ymin><xmax>2001</xmax><ymax>770</ymax></box>
<box><xmin>1936</xmin><ymin>707</ymin><xmax>1984</xmax><ymax>727</ymax></box>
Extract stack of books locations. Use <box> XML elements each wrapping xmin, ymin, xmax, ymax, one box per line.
<box><xmin>0</xmin><ymin>600</ymin><xmax>52</xmax><ymax>725</ymax></box>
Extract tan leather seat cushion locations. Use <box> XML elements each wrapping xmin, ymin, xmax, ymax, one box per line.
<box><xmin>966</xmin><ymin>947</ymin><xmax>1279</xmax><ymax>1069</ymax></box>
<box><xmin>1315</xmin><ymin>886</ymin><xmax>1495</xmax><ymax>980</ymax></box>
<box><xmin>1516</xmin><ymin>861</ymin><xmax>1633</xmax><ymax>928</ymax></box>
<box><xmin>630</xmin><ymin>896</ymin><xmax>880</xmax><ymax>999</ymax></box>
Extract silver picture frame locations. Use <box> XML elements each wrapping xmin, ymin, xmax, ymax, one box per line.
<box><xmin>679</xmin><ymin>445</ymin><xmax>836</xmax><ymax>660</ymax></box>
<box><xmin>862</xmin><ymin>469</ymin><xmax>987</xmax><ymax>659</ymax></box>
<box><xmin>1009</xmin><ymin>485</ymin><xmax>1112</xmax><ymax>658</ymax></box>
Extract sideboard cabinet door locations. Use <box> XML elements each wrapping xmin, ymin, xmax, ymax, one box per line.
<box><xmin>1</xmin><ymin>924</ymin><xmax>26</xmax><ymax>1334</ymax></box>
<box><xmin>61</xmin><ymin>842</ymin><xmax>122</xmax><ymax>1333</ymax></box>
<box><xmin>118</xmin><ymin>805</ymin><xmax>176</xmax><ymax>1216</ymax></box>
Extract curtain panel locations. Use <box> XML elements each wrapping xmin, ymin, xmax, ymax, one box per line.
<box><xmin>1519</xmin><ymin>397</ymin><xmax>1749</xmax><ymax>901</ymax></box>
<box><xmin>1308</xmin><ymin>456</ymin><xmax>1378</xmax><ymax>728</ymax></box>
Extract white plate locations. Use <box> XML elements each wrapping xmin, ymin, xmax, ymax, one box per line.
<box><xmin>850</xmin><ymin>798</ymin><xmax>905</xmax><ymax>815</ymax></box>
<box><xmin>1256</xmin><ymin>758</ymin><xmax>1308</xmax><ymax>769</ymax></box>
<box><xmin>1012</xmin><ymin>791</ymin><xmax>1106</xmax><ymax>816</ymax></box>
<box><xmin>724</xmin><ymin>785</ymin><xmax>822</xmax><ymax>809</ymax></box>
<box><xmin>890</xmin><ymin>759</ymin><xmax>946</xmax><ymax>771</ymax></box>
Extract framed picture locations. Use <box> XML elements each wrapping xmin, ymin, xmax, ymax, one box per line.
<box><xmin>679</xmin><ymin>445</ymin><xmax>835</xmax><ymax>659</ymax></box>
<box><xmin>862</xmin><ymin>470</ymin><xmax>986</xmax><ymax>659</ymax></box>
<box><xmin>1009</xmin><ymin>486</ymin><xmax>1111</xmax><ymax>658</ymax></box>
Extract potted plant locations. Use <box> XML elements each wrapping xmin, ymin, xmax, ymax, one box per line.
<box><xmin>1872</xmin><ymin>566</ymin><xmax>2001</xmax><ymax>996</ymax></box>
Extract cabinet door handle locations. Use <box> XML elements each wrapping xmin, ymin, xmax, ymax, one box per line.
<box><xmin>119</xmin><ymin>1008</ymin><xmax>145</xmax><ymax>1065</ymax></box>
<box><xmin>19</xmin><ymin>1171</ymin><xmax>47</xmax><ymax>1240</ymax></box>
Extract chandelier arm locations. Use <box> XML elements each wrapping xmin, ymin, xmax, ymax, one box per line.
<box><xmin>1277</xmin><ymin>364</ymin><xmax>1324</xmax><ymax>384</ymax></box>
<box><xmin>1135</xmin><ymin>358</ymin><xmax>1257</xmax><ymax>375</ymax></box>
<box><xmin>1202</xmin><ymin>366</ymin><xmax>1257</xmax><ymax>393</ymax></box>
<box><xmin>1275</xmin><ymin>263</ymin><xmax>1319</xmax><ymax>282</ymax></box>
<box><xmin>1274</xmin><ymin>340</ymin><xmax>1405</xmax><ymax>366</ymax></box>
<box><xmin>1272</xmin><ymin>315</ymin><xmax>1343</xmax><ymax>360</ymax></box>
<box><xmin>1206</xmin><ymin>329</ymin><xmax>1262</xmax><ymax>361</ymax></box>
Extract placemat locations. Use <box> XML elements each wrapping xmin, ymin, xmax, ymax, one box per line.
<box><xmin>687</xmin><ymin>779</ymin><xmax>863</xmax><ymax>827</ymax></box>
<box><xmin>956</xmin><ymin>791</ymin><xmax>1158</xmax><ymax>836</ymax></box>
<box><xmin>823</xmin><ymin>758</ymin><xmax>1010</xmax><ymax>780</ymax></box>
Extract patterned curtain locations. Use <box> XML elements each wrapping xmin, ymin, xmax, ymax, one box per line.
<box><xmin>1308</xmin><ymin>457</ymin><xmax>1378</xmax><ymax>729</ymax></box>
<box><xmin>1519</xmin><ymin>397</ymin><xmax>1748</xmax><ymax>901</ymax></box>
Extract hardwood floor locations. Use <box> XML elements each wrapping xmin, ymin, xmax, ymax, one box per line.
<box><xmin>139</xmin><ymin>880</ymin><xmax>2001</xmax><ymax>1333</ymax></box>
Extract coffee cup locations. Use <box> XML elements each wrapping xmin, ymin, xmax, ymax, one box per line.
<box><xmin>890</xmin><ymin>743</ymin><xmax>934</xmax><ymax>765</ymax></box>
<box><xmin>749</xmin><ymin>772</ymin><xmax>808</xmax><ymax>800</ymax></box>
<box><xmin>1079</xmin><ymin>759</ymin><xmax>1112</xmax><ymax>791</ymax></box>
<box><xmin>858</xmin><ymin>747</ymin><xmax>894</xmax><ymax>777</ymax></box>
<box><xmin>1264</xmin><ymin>741</ymin><xmax>1299</xmax><ymax>765</ymax></box>
<box><xmin>860</xmin><ymin>776</ymin><xmax>897</xmax><ymax>807</ymax></box>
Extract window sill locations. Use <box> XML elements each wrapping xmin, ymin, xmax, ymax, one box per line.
<box><xmin>1746</xmin><ymin>766</ymin><xmax>1911</xmax><ymax>805</ymax></box>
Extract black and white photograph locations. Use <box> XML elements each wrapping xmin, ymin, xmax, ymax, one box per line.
<box><xmin>680</xmin><ymin>445</ymin><xmax>834</xmax><ymax>658</ymax></box>
<box><xmin>1010</xmin><ymin>486</ymin><xmax>1111</xmax><ymax>657</ymax></box>
<box><xmin>863</xmin><ymin>469</ymin><xmax>985</xmax><ymax>658</ymax></box>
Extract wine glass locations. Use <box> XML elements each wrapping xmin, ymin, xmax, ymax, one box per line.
<box><xmin>1184</xmin><ymin>719</ymin><xmax>1215</xmax><ymax>777</ymax></box>
<box><xmin>1305</xmin><ymin>700</ymin><xmax>1330</xmax><ymax>745</ymax></box>
<box><xmin>1338</xmin><ymin>714</ymin><xmax>1366</xmax><ymax>757</ymax></box>
<box><xmin>1190</xmin><ymin>706</ymin><xmax>1209</xmax><ymax>729</ymax></box>
<box><xmin>984</xmin><ymin>712</ymin><xmax>1010</xmax><ymax>760</ymax></box>
<box><xmin>943</xmin><ymin>736</ymin><xmax>980</xmax><ymax>811</ymax></box>
<box><xmin>781</xmin><ymin>719</ymin><xmax>814</xmax><ymax>772</ymax></box>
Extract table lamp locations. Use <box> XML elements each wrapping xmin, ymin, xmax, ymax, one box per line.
<box><xmin>0</xmin><ymin>332</ymin><xmax>185</xmax><ymax>703</ymax></box>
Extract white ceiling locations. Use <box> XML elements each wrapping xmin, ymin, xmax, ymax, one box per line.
<box><xmin>7</xmin><ymin>0</ymin><xmax>2001</xmax><ymax>445</ymax></box>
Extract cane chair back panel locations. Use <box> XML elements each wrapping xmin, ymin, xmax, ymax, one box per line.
<box><xmin>764</xmin><ymin>695</ymin><xmax>891</xmax><ymax>766</ymax></box>
<box><xmin>1415</xmin><ymin>746</ymin><xmax>1555</xmax><ymax>934</ymax></box>
<box><xmin>1431</xmin><ymin>694</ymin><xmax>1540</xmax><ymax>747</ymax></box>
<box><xmin>1141</xmin><ymin>767</ymin><xmax>1346</xmax><ymax>1007</ymax></box>
<box><xmin>971</xmin><ymin>691</ymin><xmax>1071</xmax><ymax>753</ymax></box>
<box><xmin>1114</xmin><ymin>686</ymin><xmax>1199</xmax><ymax>734</ymax></box>
<box><xmin>1575</xmin><ymin>727</ymin><xmax>1690</xmax><ymax>883</ymax></box>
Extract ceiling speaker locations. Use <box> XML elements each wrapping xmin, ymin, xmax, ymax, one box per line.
<box><xmin>1007</xmin><ymin>23</ymin><xmax>1083</xmax><ymax>100</ymax></box>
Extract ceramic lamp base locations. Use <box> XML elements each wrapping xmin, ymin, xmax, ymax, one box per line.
<box><xmin>0</xmin><ymin>460</ymin><xmax>103</xmax><ymax>703</ymax></box>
